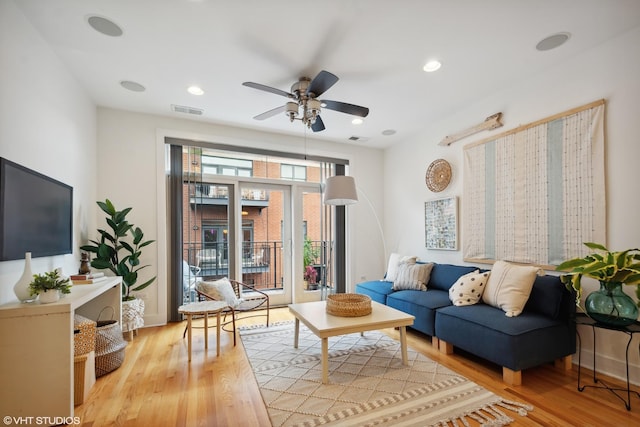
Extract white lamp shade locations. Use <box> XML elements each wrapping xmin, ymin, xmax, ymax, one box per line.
<box><xmin>324</xmin><ymin>175</ymin><xmax>358</xmax><ymax>205</ymax></box>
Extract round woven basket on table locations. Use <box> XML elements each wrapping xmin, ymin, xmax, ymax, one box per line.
<box><xmin>326</xmin><ymin>293</ymin><xmax>372</xmax><ymax>317</ymax></box>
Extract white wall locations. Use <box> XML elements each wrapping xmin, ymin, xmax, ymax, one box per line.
<box><xmin>384</xmin><ymin>26</ymin><xmax>640</xmax><ymax>383</ymax></box>
<box><xmin>96</xmin><ymin>108</ymin><xmax>384</xmax><ymax>326</ymax></box>
<box><xmin>0</xmin><ymin>0</ymin><xmax>97</xmax><ymax>305</ymax></box>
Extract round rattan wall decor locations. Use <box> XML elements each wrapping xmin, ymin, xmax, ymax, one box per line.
<box><xmin>425</xmin><ymin>159</ymin><xmax>452</xmax><ymax>192</ymax></box>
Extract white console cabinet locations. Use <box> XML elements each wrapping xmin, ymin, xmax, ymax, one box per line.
<box><xmin>0</xmin><ymin>277</ymin><xmax>122</xmax><ymax>422</ymax></box>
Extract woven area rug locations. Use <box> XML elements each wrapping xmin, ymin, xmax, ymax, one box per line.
<box><xmin>239</xmin><ymin>321</ymin><xmax>532</xmax><ymax>427</ymax></box>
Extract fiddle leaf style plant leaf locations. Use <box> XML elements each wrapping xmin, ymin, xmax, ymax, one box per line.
<box><xmin>556</xmin><ymin>242</ymin><xmax>640</xmax><ymax>307</ymax></box>
<box><xmin>80</xmin><ymin>199</ymin><xmax>156</xmax><ymax>301</ymax></box>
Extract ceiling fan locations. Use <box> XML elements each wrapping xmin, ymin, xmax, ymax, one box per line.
<box><xmin>242</xmin><ymin>70</ymin><xmax>369</xmax><ymax>132</ymax></box>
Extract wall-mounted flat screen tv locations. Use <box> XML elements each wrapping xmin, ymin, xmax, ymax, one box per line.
<box><xmin>0</xmin><ymin>158</ymin><xmax>73</xmax><ymax>261</ymax></box>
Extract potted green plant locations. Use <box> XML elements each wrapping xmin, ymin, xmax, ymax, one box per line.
<box><xmin>303</xmin><ymin>237</ymin><xmax>320</xmax><ymax>290</ymax></box>
<box><xmin>556</xmin><ymin>242</ymin><xmax>640</xmax><ymax>326</ymax></box>
<box><xmin>29</xmin><ymin>270</ymin><xmax>71</xmax><ymax>304</ymax></box>
<box><xmin>81</xmin><ymin>199</ymin><xmax>156</xmax><ymax>337</ymax></box>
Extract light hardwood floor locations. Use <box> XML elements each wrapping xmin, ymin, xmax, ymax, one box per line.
<box><xmin>76</xmin><ymin>307</ymin><xmax>640</xmax><ymax>426</ymax></box>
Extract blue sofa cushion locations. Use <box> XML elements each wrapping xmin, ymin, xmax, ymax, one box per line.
<box><xmin>523</xmin><ymin>275</ymin><xmax>565</xmax><ymax>319</ymax></box>
<box><xmin>435</xmin><ymin>304</ymin><xmax>576</xmax><ymax>371</ymax></box>
<box><xmin>355</xmin><ymin>280</ymin><xmax>394</xmax><ymax>304</ymax></box>
<box><xmin>386</xmin><ymin>289</ymin><xmax>451</xmax><ymax>336</ymax></box>
<box><xmin>428</xmin><ymin>264</ymin><xmax>479</xmax><ymax>291</ymax></box>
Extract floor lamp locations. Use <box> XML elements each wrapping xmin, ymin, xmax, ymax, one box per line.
<box><xmin>324</xmin><ymin>175</ymin><xmax>387</xmax><ymax>288</ymax></box>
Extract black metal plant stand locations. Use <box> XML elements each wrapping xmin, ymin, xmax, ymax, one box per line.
<box><xmin>575</xmin><ymin>313</ymin><xmax>640</xmax><ymax>410</ymax></box>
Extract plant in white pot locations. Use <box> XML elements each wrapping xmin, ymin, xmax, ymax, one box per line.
<box><xmin>81</xmin><ymin>199</ymin><xmax>156</xmax><ymax>338</ymax></box>
<box><xmin>29</xmin><ymin>270</ymin><xmax>71</xmax><ymax>304</ymax></box>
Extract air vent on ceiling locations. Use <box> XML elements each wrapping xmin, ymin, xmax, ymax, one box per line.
<box><xmin>171</xmin><ymin>104</ymin><xmax>203</xmax><ymax>115</ymax></box>
<box><xmin>348</xmin><ymin>136</ymin><xmax>370</xmax><ymax>142</ymax></box>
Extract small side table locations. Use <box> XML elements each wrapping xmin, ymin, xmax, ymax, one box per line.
<box><xmin>575</xmin><ymin>313</ymin><xmax>640</xmax><ymax>410</ymax></box>
<box><xmin>179</xmin><ymin>300</ymin><xmax>228</xmax><ymax>362</ymax></box>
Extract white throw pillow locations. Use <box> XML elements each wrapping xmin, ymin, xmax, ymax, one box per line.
<box><xmin>393</xmin><ymin>263</ymin><xmax>434</xmax><ymax>291</ymax></box>
<box><xmin>482</xmin><ymin>261</ymin><xmax>542</xmax><ymax>317</ymax></box>
<box><xmin>385</xmin><ymin>253</ymin><xmax>418</xmax><ymax>281</ymax></box>
<box><xmin>197</xmin><ymin>277</ymin><xmax>243</xmax><ymax>308</ymax></box>
<box><xmin>449</xmin><ymin>270</ymin><xmax>489</xmax><ymax>306</ymax></box>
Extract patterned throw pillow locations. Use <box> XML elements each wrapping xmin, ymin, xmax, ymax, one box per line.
<box><xmin>385</xmin><ymin>253</ymin><xmax>418</xmax><ymax>281</ymax></box>
<box><xmin>197</xmin><ymin>277</ymin><xmax>243</xmax><ymax>308</ymax></box>
<box><xmin>448</xmin><ymin>271</ymin><xmax>489</xmax><ymax>306</ymax></box>
<box><xmin>393</xmin><ymin>262</ymin><xmax>434</xmax><ymax>291</ymax></box>
<box><xmin>482</xmin><ymin>260</ymin><xmax>542</xmax><ymax>317</ymax></box>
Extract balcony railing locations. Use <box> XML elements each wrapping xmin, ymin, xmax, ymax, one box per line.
<box><xmin>182</xmin><ymin>240</ymin><xmax>330</xmax><ymax>304</ymax></box>
<box><xmin>191</xmin><ymin>184</ymin><xmax>269</xmax><ymax>201</ymax></box>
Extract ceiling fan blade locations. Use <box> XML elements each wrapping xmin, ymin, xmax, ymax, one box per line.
<box><xmin>253</xmin><ymin>105</ymin><xmax>286</xmax><ymax>120</ymax></box>
<box><xmin>311</xmin><ymin>115</ymin><xmax>325</xmax><ymax>132</ymax></box>
<box><xmin>242</xmin><ymin>82</ymin><xmax>294</xmax><ymax>99</ymax></box>
<box><xmin>321</xmin><ymin>100</ymin><xmax>369</xmax><ymax>117</ymax></box>
<box><xmin>306</xmin><ymin>70</ymin><xmax>338</xmax><ymax>97</ymax></box>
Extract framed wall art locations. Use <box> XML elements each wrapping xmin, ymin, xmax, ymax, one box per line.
<box><xmin>425</xmin><ymin>196</ymin><xmax>458</xmax><ymax>250</ymax></box>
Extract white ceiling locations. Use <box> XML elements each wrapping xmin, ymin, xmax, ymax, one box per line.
<box><xmin>15</xmin><ymin>0</ymin><xmax>640</xmax><ymax>149</ymax></box>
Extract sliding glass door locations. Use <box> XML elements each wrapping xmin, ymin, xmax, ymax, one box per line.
<box><xmin>171</xmin><ymin>143</ymin><xmax>341</xmax><ymax>314</ymax></box>
<box><xmin>240</xmin><ymin>183</ymin><xmax>291</xmax><ymax>306</ymax></box>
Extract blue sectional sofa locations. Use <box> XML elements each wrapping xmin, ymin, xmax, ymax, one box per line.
<box><xmin>355</xmin><ymin>263</ymin><xmax>576</xmax><ymax>385</ymax></box>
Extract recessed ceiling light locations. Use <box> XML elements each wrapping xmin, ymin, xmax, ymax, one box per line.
<box><xmin>87</xmin><ymin>15</ymin><xmax>123</xmax><ymax>37</ymax></box>
<box><xmin>536</xmin><ymin>32</ymin><xmax>571</xmax><ymax>51</ymax></box>
<box><xmin>120</xmin><ymin>80</ymin><xmax>146</xmax><ymax>92</ymax></box>
<box><xmin>187</xmin><ymin>86</ymin><xmax>204</xmax><ymax>96</ymax></box>
<box><xmin>382</xmin><ymin>129</ymin><xmax>396</xmax><ymax>136</ymax></box>
<box><xmin>423</xmin><ymin>60</ymin><xmax>442</xmax><ymax>72</ymax></box>
<box><xmin>352</xmin><ymin>118</ymin><xmax>363</xmax><ymax>125</ymax></box>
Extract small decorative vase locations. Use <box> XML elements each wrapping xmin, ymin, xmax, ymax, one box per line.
<box><xmin>585</xmin><ymin>281</ymin><xmax>639</xmax><ymax>327</ymax></box>
<box><xmin>13</xmin><ymin>252</ymin><xmax>34</xmax><ymax>302</ymax></box>
<box><xmin>38</xmin><ymin>289</ymin><xmax>60</xmax><ymax>304</ymax></box>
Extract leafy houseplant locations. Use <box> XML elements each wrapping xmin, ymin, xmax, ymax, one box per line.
<box><xmin>80</xmin><ymin>199</ymin><xmax>156</xmax><ymax>302</ymax></box>
<box><xmin>29</xmin><ymin>270</ymin><xmax>71</xmax><ymax>303</ymax></box>
<box><xmin>556</xmin><ymin>242</ymin><xmax>640</xmax><ymax>326</ymax></box>
<box><xmin>303</xmin><ymin>237</ymin><xmax>320</xmax><ymax>290</ymax></box>
<box><xmin>303</xmin><ymin>236</ymin><xmax>320</xmax><ymax>269</ymax></box>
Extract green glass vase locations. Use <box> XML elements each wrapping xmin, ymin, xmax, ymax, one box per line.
<box><xmin>585</xmin><ymin>281</ymin><xmax>639</xmax><ymax>327</ymax></box>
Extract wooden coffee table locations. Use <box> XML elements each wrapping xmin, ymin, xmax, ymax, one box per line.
<box><xmin>288</xmin><ymin>300</ymin><xmax>415</xmax><ymax>383</ymax></box>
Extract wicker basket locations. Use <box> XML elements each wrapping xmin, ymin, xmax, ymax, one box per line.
<box><xmin>74</xmin><ymin>351</ymin><xmax>96</xmax><ymax>405</ymax></box>
<box><xmin>326</xmin><ymin>293</ymin><xmax>372</xmax><ymax>317</ymax></box>
<box><xmin>95</xmin><ymin>307</ymin><xmax>127</xmax><ymax>377</ymax></box>
<box><xmin>74</xmin><ymin>314</ymin><xmax>96</xmax><ymax>356</ymax></box>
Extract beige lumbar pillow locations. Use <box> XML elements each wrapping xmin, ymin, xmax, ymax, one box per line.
<box><xmin>385</xmin><ymin>253</ymin><xmax>418</xmax><ymax>282</ymax></box>
<box><xmin>482</xmin><ymin>260</ymin><xmax>542</xmax><ymax>317</ymax></box>
<box><xmin>197</xmin><ymin>277</ymin><xmax>243</xmax><ymax>308</ymax></box>
<box><xmin>449</xmin><ymin>270</ymin><xmax>489</xmax><ymax>306</ymax></box>
<box><xmin>393</xmin><ymin>263</ymin><xmax>434</xmax><ymax>291</ymax></box>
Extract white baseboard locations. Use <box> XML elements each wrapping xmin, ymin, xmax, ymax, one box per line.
<box><xmin>572</xmin><ymin>350</ymin><xmax>640</xmax><ymax>386</ymax></box>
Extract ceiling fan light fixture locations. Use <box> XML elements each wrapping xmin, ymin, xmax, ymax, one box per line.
<box><xmin>285</xmin><ymin>102</ymin><xmax>298</xmax><ymax>121</ymax></box>
<box><xmin>243</xmin><ymin>70</ymin><xmax>369</xmax><ymax>133</ymax></box>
